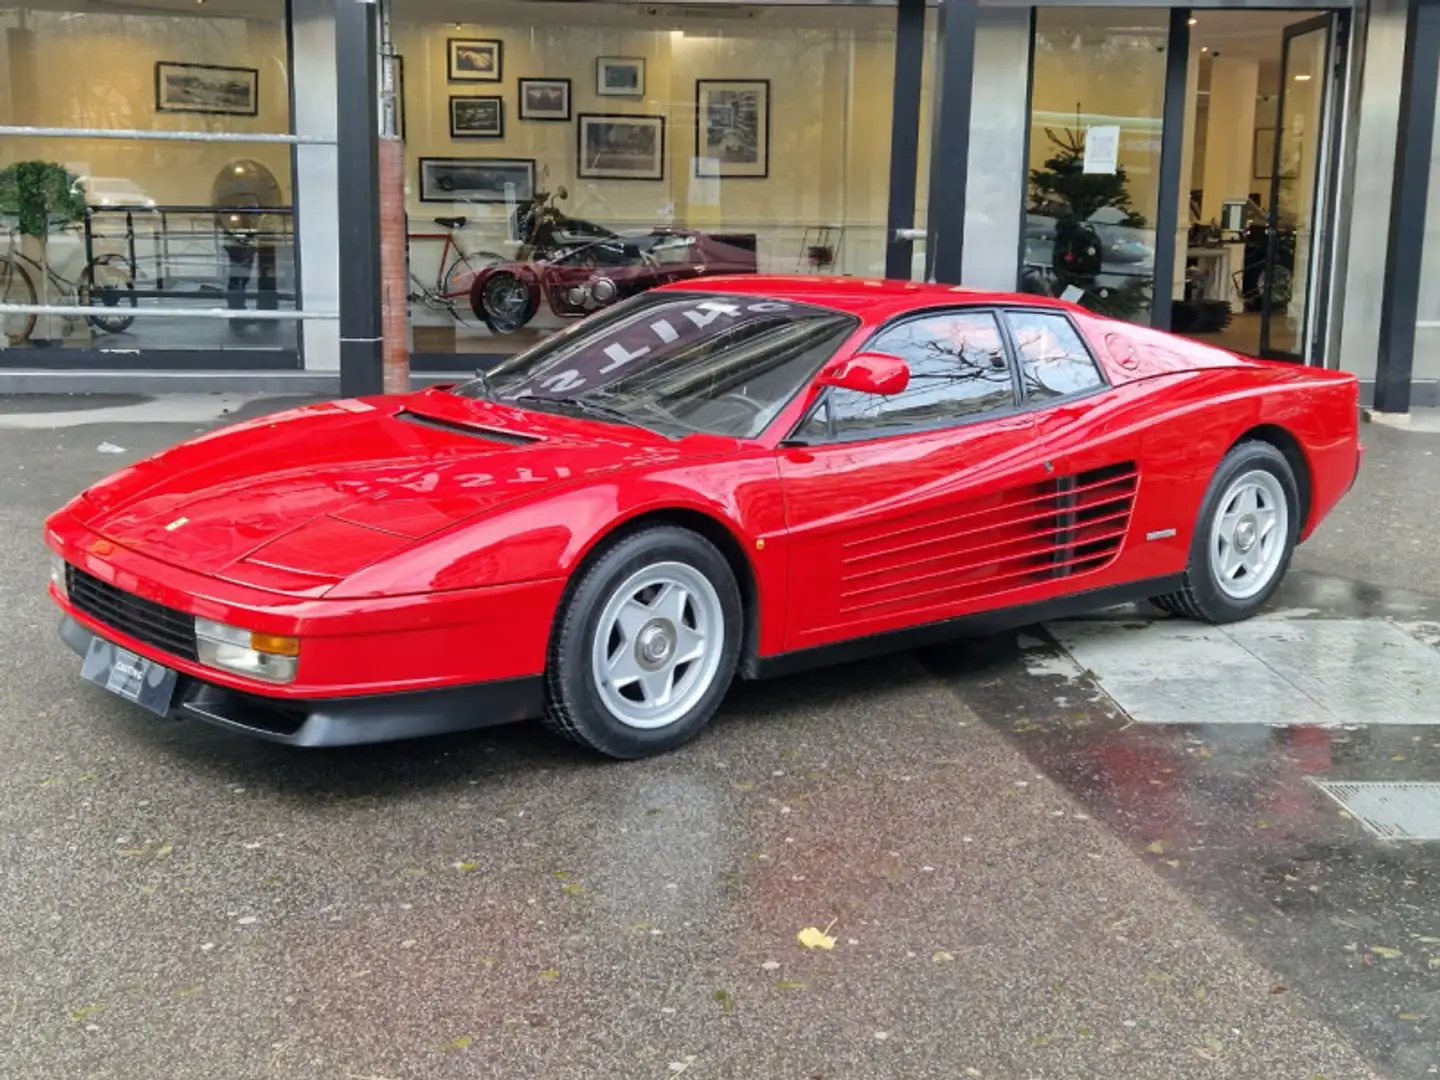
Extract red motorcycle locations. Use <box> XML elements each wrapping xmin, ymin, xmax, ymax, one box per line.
<box><xmin>467</xmin><ymin>190</ymin><xmax>758</xmax><ymax>334</ymax></box>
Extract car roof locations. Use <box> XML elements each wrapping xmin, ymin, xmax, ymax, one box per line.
<box><xmin>661</xmin><ymin>274</ymin><xmax>1076</xmax><ymax>322</ymax></box>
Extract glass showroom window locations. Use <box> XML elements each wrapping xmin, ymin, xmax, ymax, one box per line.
<box><xmin>1020</xmin><ymin>10</ymin><xmax>1168</xmax><ymax>325</ymax></box>
<box><xmin>390</xmin><ymin>0</ymin><xmax>897</xmax><ymax>366</ymax></box>
<box><xmin>0</xmin><ymin>2</ymin><xmax>300</xmax><ymax>363</ymax></box>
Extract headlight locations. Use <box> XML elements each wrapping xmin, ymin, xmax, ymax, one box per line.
<box><xmin>50</xmin><ymin>553</ymin><xmax>68</xmax><ymax>600</ymax></box>
<box><xmin>195</xmin><ymin>617</ymin><xmax>299</xmax><ymax>684</ymax></box>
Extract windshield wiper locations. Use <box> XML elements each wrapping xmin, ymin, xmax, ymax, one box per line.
<box><xmin>506</xmin><ymin>394</ymin><xmax>672</xmax><ymax>438</ymax></box>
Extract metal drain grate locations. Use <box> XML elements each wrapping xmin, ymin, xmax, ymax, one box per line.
<box><xmin>1308</xmin><ymin>780</ymin><xmax>1440</xmax><ymax>840</ymax></box>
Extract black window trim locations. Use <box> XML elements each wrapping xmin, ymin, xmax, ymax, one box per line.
<box><xmin>780</xmin><ymin>302</ymin><xmax>1111</xmax><ymax>448</ymax></box>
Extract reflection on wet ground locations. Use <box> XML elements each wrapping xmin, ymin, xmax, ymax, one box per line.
<box><xmin>922</xmin><ymin>571</ymin><xmax>1440</xmax><ymax>1078</ymax></box>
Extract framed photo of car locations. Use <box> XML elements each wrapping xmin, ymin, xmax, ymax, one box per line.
<box><xmin>519</xmin><ymin>78</ymin><xmax>571</xmax><ymax>122</ymax></box>
<box><xmin>154</xmin><ymin>61</ymin><xmax>258</xmax><ymax>116</ymax></box>
<box><xmin>450</xmin><ymin>95</ymin><xmax>504</xmax><ymax>138</ymax></box>
<box><xmin>448</xmin><ymin>38</ymin><xmax>502</xmax><ymax>83</ymax></box>
<box><xmin>577</xmin><ymin>114</ymin><xmax>665</xmax><ymax>181</ymax></box>
<box><xmin>695</xmin><ymin>79</ymin><xmax>770</xmax><ymax>179</ymax></box>
<box><xmin>418</xmin><ymin>157</ymin><xmax>536</xmax><ymax>203</ymax></box>
<box><xmin>597</xmin><ymin>56</ymin><xmax>644</xmax><ymax>97</ymax></box>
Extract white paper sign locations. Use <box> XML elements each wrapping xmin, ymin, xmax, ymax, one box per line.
<box><xmin>1083</xmin><ymin>125</ymin><xmax>1120</xmax><ymax>175</ymax></box>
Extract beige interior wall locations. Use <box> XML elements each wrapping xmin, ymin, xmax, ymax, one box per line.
<box><xmin>1027</xmin><ymin>19</ymin><xmax>1168</xmax><ymax>228</ymax></box>
<box><xmin>392</xmin><ymin>10</ymin><xmax>898</xmax><ymax>277</ymax></box>
<box><xmin>0</xmin><ymin>8</ymin><xmax>293</xmax><ymax>205</ymax></box>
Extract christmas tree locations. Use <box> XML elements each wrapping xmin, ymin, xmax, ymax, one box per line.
<box><xmin>1026</xmin><ymin>124</ymin><xmax>1152</xmax><ymax>320</ymax></box>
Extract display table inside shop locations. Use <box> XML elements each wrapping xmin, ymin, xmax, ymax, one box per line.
<box><xmin>1185</xmin><ymin>246</ymin><xmax>1233</xmax><ymax>304</ymax></box>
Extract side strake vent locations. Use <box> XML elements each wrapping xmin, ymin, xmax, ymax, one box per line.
<box><xmin>394</xmin><ymin>409</ymin><xmax>538</xmax><ymax>446</ymax></box>
<box><xmin>838</xmin><ymin>461</ymin><xmax>1139</xmax><ymax>616</ymax></box>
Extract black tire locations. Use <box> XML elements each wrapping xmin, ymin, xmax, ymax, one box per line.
<box><xmin>542</xmin><ymin>526</ymin><xmax>744</xmax><ymax>760</ymax></box>
<box><xmin>0</xmin><ymin>256</ymin><xmax>37</xmax><ymax>345</ymax></box>
<box><xmin>80</xmin><ymin>255</ymin><xmax>137</xmax><ymax>334</ymax></box>
<box><xmin>1151</xmin><ymin>440</ymin><xmax>1300</xmax><ymax>624</ymax></box>
<box><xmin>474</xmin><ymin>271</ymin><xmax>536</xmax><ymax>333</ymax></box>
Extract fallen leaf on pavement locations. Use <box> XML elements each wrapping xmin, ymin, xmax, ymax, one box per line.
<box><xmin>932</xmin><ymin>950</ymin><xmax>955</xmax><ymax>963</ymax></box>
<box><xmin>713</xmin><ymin>988</ymin><xmax>734</xmax><ymax>1013</ymax></box>
<box><xmin>774</xmin><ymin>980</ymin><xmax>806</xmax><ymax>991</ymax></box>
<box><xmin>1371</xmin><ymin>946</ymin><xmax>1404</xmax><ymax>959</ymax></box>
<box><xmin>797</xmin><ymin>926</ymin><xmax>836</xmax><ymax>950</ymax></box>
<box><xmin>1145</xmin><ymin>840</ymin><xmax>1166</xmax><ymax>855</ymax></box>
<box><xmin>453</xmin><ymin>861</ymin><xmax>480</xmax><ymax>872</ymax></box>
<box><xmin>450</xmin><ymin>1035</ymin><xmax>473</xmax><ymax>1050</ymax></box>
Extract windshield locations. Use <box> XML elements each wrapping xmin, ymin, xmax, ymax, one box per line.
<box><xmin>451</xmin><ymin>291</ymin><xmax>859</xmax><ymax>438</ymax></box>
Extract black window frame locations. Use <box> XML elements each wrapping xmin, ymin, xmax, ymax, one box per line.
<box><xmin>781</xmin><ymin>303</ymin><xmax>1110</xmax><ymax>447</ymax></box>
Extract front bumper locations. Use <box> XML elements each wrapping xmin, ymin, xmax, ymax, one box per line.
<box><xmin>60</xmin><ymin>616</ymin><xmax>543</xmax><ymax>747</ymax></box>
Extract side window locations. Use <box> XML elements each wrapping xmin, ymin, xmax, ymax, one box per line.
<box><xmin>1006</xmin><ymin>311</ymin><xmax>1106</xmax><ymax>401</ymax></box>
<box><xmin>806</xmin><ymin>311</ymin><xmax>1015</xmax><ymax>438</ymax></box>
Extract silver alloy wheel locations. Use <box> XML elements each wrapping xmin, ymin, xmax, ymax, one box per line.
<box><xmin>1208</xmin><ymin>468</ymin><xmax>1289</xmax><ymax>601</ymax></box>
<box><xmin>590</xmin><ymin>561</ymin><xmax>726</xmax><ymax>731</ymax></box>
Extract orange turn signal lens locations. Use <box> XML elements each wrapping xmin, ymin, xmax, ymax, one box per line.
<box><xmin>250</xmin><ymin>632</ymin><xmax>300</xmax><ymax>657</ymax></box>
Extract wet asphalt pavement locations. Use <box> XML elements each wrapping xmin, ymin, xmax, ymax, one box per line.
<box><xmin>0</xmin><ymin>396</ymin><xmax>1436</xmax><ymax>1079</ymax></box>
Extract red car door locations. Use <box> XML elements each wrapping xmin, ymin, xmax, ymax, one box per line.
<box><xmin>1002</xmin><ymin>307</ymin><xmax>1150</xmax><ymax>589</ymax></box>
<box><xmin>777</xmin><ymin>307</ymin><xmax>1050</xmax><ymax>652</ymax></box>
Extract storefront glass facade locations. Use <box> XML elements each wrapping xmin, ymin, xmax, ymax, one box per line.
<box><xmin>0</xmin><ymin>1</ymin><xmax>305</xmax><ymax>365</ymax></box>
<box><xmin>1</xmin><ymin>0</ymin><xmax>1436</xmax><ymax>407</ymax></box>
<box><xmin>389</xmin><ymin>0</ymin><xmax>935</xmax><ymax>367</ymax></box>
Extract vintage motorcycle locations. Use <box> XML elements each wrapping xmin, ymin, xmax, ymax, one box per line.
<box><xmin>467</xmin><ymin>189</ymin><xmax>759</xmax><ymax>334</ymax></box>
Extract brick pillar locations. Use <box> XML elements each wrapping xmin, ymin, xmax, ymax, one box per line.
<box><xmin>378</xmin><ymin>134</ymin><xmax>409</xmax><ymax>394</ymax></box>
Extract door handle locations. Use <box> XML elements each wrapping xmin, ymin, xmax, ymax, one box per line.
<box><xmin>893</xmin><ymin>228</ymin><xmax>926</xmax><ymax>243</ymax></box>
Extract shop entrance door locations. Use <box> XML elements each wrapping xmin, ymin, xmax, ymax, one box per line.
<box><xmin>1259</xmin><ymin>14</ymin><xmax>1341</xmax><ymax>361</ymax></box>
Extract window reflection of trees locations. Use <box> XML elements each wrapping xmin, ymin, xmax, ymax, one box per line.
<box><xmin>826</xmin><ymin>313</ymin><xmax>1015</xmax><ymax>433</ymax></box>
<box><xmin>1007</xmin><ymin>312</ymin><xmax>1104</xmax><ymax>401</ymax></box>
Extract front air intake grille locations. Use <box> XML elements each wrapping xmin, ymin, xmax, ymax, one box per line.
<box><xmin>66</xmin><ymin>565</ymin><xmax>198</xmax><ymax>661</ymax></box>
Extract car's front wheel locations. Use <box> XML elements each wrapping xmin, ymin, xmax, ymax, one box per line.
<box><xmin>543</xmin><ymin>526</ymin><xmax>743</xmax><ymax>759</ymax></box>
<box><xmin>1151</xmin><ymin>440</ymin><xmax>1300</xmax><ymax>623</ymax></box>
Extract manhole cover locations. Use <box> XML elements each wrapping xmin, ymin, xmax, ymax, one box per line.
<box><xmin>1308</xmin><ymin>780</ymin><xmax>1440</xmax><ymax>840</ymax></box>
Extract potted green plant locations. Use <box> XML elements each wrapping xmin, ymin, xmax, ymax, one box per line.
<box><xmin>0</xmin><ymin>161</ymin><xmax>87</xmax><ymax>342</ymax></box>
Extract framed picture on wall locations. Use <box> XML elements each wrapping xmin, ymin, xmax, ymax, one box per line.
<box><xmin>695</xmin><ymin>79</ymin><xmax>770</xmax><ymax>179</ymax></box>
<box><xmin>450</xmin><ymin>95</ymin><xmax>504</xmax><ymax>138</ymax></box>
<box><xmin>154</xmin><ymin>62</ymin><xmax>258</xmax><ymax>116</ymax></box>
<box><xmin>519</xmin><ymin>78</ymin><xmax>571</xmax><ymax>122</ymax></box>
<box><xmin>419</xmin><ymin>157</ymin><xmax>536</xmax><ymax>203</ymax></box>
<box><xmin>596</xmin><ymin>56</ymin><xmax>645</xmax><ymax>97</ymax></box>
<box><xmin>577</xmin><ymin>114</ymin><xmax>665</xmax><ymax>181</ymax></box>
<box><xmin>448</xmin><ymin>38</ymin><xmax>503</xmax><ymax>83</ymax></box>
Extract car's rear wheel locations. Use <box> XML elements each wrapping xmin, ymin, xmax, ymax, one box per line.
<box><xmin>543</xmin><ymin>526</ymin><xmax>743</xmax><ymax>759</ymax></box>
<box><xmin>1151</xmin><ymin>440</ymin><xmax>1299</xmax><ymax>623</ymax></box>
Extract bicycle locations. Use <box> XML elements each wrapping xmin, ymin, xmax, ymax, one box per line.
<box><xmin>0</xmin><ymin>224</ymin><xmax>137</xmax><ymax>345</ymax></box>
<box><xmin>405</xmin><ymin>216</ymin><xmax>505</xmax><ymax>325</ymax></box>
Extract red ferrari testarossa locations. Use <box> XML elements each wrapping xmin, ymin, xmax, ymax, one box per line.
<box><xmin>45</xmin><ymin>277</ymin><xmax>1362</xmax><ymax>758</ymax></box>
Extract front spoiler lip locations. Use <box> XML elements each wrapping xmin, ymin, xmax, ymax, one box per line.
<box><xmin>59</xmin><ymin>616</ymin><xmax>544</xmax><ymax>748</ymax></box>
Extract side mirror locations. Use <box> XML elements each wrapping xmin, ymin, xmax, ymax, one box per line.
<box><xmin>817</xmin><ymin>351</ymin><xmax>910</xmax><ymax>397</ymax></box>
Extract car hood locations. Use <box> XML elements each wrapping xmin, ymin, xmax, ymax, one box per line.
<box><xmin>68</xmin><ymin>391</ymin><xmax>709</xmax><ymax>592</ymax></box>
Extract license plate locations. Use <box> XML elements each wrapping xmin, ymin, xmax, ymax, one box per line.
<box><xmin>80</xmin><ymin>636</ymin><xmax>178</xmax><ymax>717</ymax></box>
